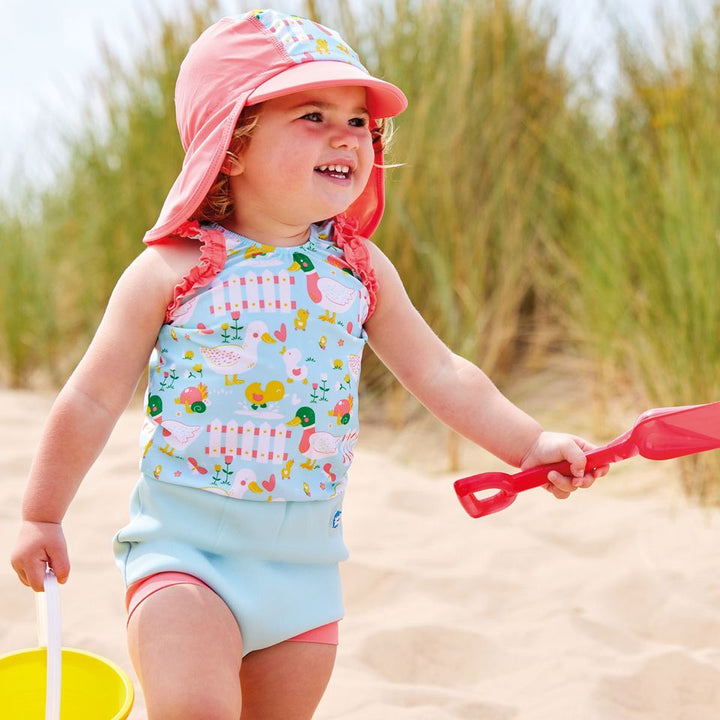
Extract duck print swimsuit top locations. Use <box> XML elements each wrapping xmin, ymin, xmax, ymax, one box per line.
<box><xmin>141</xmin><ymin>220</ymin><xmax>370</xmax><ymax>502</ymax></box>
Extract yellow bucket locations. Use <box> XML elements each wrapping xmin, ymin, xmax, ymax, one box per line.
<box><xmin>0</xmin><ymin>646</ymin><xmax>134</xmax><ymax>719</ymax></box>
<box><xmin>0</xmin><ymin>568</ymin><xmax>134</xmax><ymax>719</ymax></box>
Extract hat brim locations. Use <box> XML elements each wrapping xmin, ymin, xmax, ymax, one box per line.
<box><xmin>247</xmin><ymin>60</ymin><xmax>407</xmax><ymax>118</ymax></box>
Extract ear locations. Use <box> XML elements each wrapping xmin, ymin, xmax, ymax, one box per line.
<box><xmin>221</xmin><ymin>156</ymin><xmax>244</xmax><ymax>176</ymax></box>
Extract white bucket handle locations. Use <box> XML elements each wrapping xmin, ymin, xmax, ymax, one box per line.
<box><xmin>36</xmin><ymin>566</ymin><xmax>62</xmax><ymax>720</ymax></box>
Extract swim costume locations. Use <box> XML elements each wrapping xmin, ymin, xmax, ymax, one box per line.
<box><xmin>114</xmin><ymin>473</ymin><xmax>347</xmax><ymax>654</ymax></box>
<box><xmin>114</xmin><ymin>220</ymin><xmax>365</xmax><ymax>653</ymax></box>
<box><xmin>140</xmin><ymin>220</ymin><xmax>368</xmax><ymax>502</ymax></box>
<box><xmin>113</xmin><ymin>6</ymin><xmax>409</xmax><ymax>654</ymax></box>
<box><xmin>125</xmin><ymin>573</ymin><xmax>339</xmax><ymax>645</ymax></box>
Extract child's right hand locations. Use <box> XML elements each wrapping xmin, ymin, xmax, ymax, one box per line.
<box><xmin>10</xmin><ymin>521</ymin><xmax>70</xmax><ymax>592</ymax></box>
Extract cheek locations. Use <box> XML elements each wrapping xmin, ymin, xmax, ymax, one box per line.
<box><xmin>356</xmin><ymin>141</ymin><xmax>376</xmax><ymax>186</ymax></box>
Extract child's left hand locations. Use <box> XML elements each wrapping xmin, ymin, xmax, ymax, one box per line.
<box><xmin>520</xmin><ymin>431</ymin><xmax>609</xmax><ymax>499</ymax></box>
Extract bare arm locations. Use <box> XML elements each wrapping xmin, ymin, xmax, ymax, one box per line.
<box><xmin>365</xmin><ymin>242</ymin><xmax>542</xmax><ymax>465</ymax></box>
<box><xmin>12</xmin><ymin>241</ymin><xmax>199</xmax><ymax>590</ymax></box>
<box><xmin>365</xmin><ymin>242</ymin><xmax>600</xmax><ymax>483</ymax></box>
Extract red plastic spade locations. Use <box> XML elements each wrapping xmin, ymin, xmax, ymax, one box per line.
<box><xmin>454</xmin><ymin>401</ymin><xmax>720</xmax><ymax>518</ymax></box>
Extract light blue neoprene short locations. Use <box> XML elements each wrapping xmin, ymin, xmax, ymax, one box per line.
<box><xmin>113</xmin><ymin>474</ymin><xmax>348</xmax><ymax>655</ymax></box>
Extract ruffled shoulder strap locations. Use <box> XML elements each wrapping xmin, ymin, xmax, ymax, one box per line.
<box><xmin>164</xmin><ymin>221</ymin><xmax>227</xmax><ymax>323</ymax></box>
<box><xmin>332</xmin><ymin>214</ymin><xmax>379</xmax><ymax>320</ymax></box>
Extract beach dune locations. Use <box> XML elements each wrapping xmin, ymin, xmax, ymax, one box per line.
<box><xmin>2</xmin><ymin>386</ymin><xmax>719</xmax><ymax>719</ymax></box>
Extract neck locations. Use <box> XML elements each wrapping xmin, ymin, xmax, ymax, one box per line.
<box><xmin>223</xmin><ymin>213</ymin><xmax>312</xmax><ymax>248</ymax></box>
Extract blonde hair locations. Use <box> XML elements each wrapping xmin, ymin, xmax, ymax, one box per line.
<box><xmin>193</xmin><ymin>108</ymin><xmax>393</xmax><ymax>224</ymax></box>
<box><xmin>193</xmin><ymin>105</ymin><xmax>262</xmax><ymax>224</ymax></box>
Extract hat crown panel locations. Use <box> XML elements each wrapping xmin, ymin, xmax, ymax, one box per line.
<box><xmin>252</xmin><ymin>9</ymin><xmax>367</xmax><ymax>72</ymax></box>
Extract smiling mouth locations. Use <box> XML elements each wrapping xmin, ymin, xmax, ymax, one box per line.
<box><xmin>315</xmin><ymin>164</ymin><xmax>352</xmax><ymax>180</ymax></box>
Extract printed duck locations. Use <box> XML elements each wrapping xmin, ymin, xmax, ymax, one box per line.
<box><xmin>287</xmin><ymin>406</ymin><xmax>341</xmax><ymax>469</ymax></box>
<box><xmin>289</xmin><ymin>252</ymin><xmax>357</xmax><ymax>322</ymax></box>
<box><xmin>201</xmin><ymin>320</ymin><xmax>276</xmax><ymax>385</ymax></box>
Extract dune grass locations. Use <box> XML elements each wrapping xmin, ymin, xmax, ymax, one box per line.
<box><xmin>353</xmin><ymin>0</ymin><xmax>581</xmax><ymax>383</ymax></box>
<box><xmin>1</xmin><ymin>0</ymin><xmax>719</xmax><ymax>499</ymax></box>
<box><xmin>550</xmin><ymin>8</ymin><xmax>720</xmax><ymax>500</ymax></box>
<box><xmin>0</xmin><ymin>2</ymin><xmax>217</xmax><ymax>385</ymax></box>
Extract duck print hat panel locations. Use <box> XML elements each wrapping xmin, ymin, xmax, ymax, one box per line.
<box><xmin>144</xmin><ymin>9</ymin><xmax>408</xmax><ymax>246</ymax></box>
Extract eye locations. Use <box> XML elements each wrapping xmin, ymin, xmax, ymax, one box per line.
<box><xmin>349</xmin><ymin>116</ymin><xmax>368</xmax><ymax>128</ymax></box>
<box><xmin>302</xmin><ymin>111</ymin><xmax>323</xmax><ymax>123</ymax></box>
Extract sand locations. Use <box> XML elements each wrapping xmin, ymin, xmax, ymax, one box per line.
<box><xmin>2</xmin><ymin>382</ymin><xmax>719</xmax><ymax>719</ymax></box>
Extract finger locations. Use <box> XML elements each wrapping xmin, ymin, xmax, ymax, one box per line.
<box><xmin>547</xmin><ymin>470</ymin><xmax>577</xmax><ymax>494</ymax></box>
<box><xmin>575</xmin><ymin>463</ymin><xmax>610</xmax><ymax>488</ymax></box>
<box><xmin>45</xmin><ymin>547</ymin><xmax>71</xmax><ymax>586</ymax></box>
<box><xmin>564</xmin><ymin>439</ymin><xmax>590</xmax><ymax>478</ymax></box>
<box><xmin>13</xmin><ymin>566</ymin><xmax>30</xmax><ymax>588</ymax></box>
<box><xmin>549</xmin><ymin>486</ymin><xmax>572</xmax><ymax>499</ymax></box>
<box><xmin>25</xmin><ymin>561</ymin><xmax>50</xmax><ymax>593</ymax></box>
<box><xmin>543</xmin><ymin>480</ymin><xmax>572</xmax><ymax>499</ymax></box>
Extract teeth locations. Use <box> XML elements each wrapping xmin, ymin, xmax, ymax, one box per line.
<box><xmin>316</xmin><ymin>164</ymin><xmax>351</xmax><ymax>174</ymax></box>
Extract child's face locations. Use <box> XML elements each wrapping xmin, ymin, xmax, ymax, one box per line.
<box><xmin>228</xmin><ymin>86</ymin><xmax>374</xmax><ymax>238</ymax></box>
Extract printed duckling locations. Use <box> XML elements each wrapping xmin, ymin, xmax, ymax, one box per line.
<box><xmin>288</xmin><ymin>252</ymin><xmax>357</xmax><ymax>323</ymax></box>
<box><xmin>281</xmin><ymin>459</ymin><xmax>294</xmax><ymax>479</ymax></box>
<box><xmin>280</xmin><ymin>346</ymin><xmax>308</xmax><ymax>383</ymax></box>
<box><xmin>294</xmin><ymin>308</ymin><xmax>309</xmax><ymax>331</ymax></box>
<box><xmin>287</xmin><ymin>406</ymin><xmax>341</xmax><ymax>470</ymax></box>
<box><xmin>201</xmin><ymin>320</ymin><xmax>276</xmax><ymax>385</ymax></box>
<box><xmin>245</xmin><ymin>380</ymin><xmax>285</xmax><ymax>409</ymax></box>
<box><xmin>244</xmin><ymin>243</ymin><xmax>275</xmax><ymax>259</ymax></box>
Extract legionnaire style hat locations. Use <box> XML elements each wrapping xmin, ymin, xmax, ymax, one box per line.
<box><xmin>145</xmin><ymin>9</ymin><xmax>408</xmax><ymax>245</ymax></box>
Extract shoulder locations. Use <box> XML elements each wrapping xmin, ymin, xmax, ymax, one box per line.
<box><xmin>364</xmin><ymin>239</ymin><xmax>408</xmax><ymax>306</ymax></box>
<box><xmin>144</xmin><ymin>237</ymin><xmax>204</xmax><ymax>281</ymax></box>
<box><xmin>365</xmin><ymin>239</ymin><xmax>401</xmax><ymax>284</ymax></box>
<box><xmin>114</xmin><ymin>239</ymin><xmax>203</xmax><ymax>314</ymax></box>
<box><xmin>127</xmin><ymin>239</ymin><xmax>202</xmax><ymax>288</ymax></box>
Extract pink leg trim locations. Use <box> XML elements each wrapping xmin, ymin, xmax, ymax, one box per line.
<box><xmin>126</xmin><ymin>572</ymin><xmax>209</xmax><ymax>623</ymax></box>
<box><xmin>286</xmin><ymin>621</ymin><xmax>339</xmax><ymax>645</ymax></box>
<box><xmin>126</xmin><ymin>572</ymin><xmax>339</xmax><ymax>645</ymax></box>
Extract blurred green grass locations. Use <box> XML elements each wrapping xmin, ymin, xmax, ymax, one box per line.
<box><xmin>1</xmin><ymin>0</ymin><xmax>719</xmax><ymax>500</ymax></box>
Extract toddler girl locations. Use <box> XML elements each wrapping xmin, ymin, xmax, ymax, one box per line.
<box><xmin>11</xmin><ymin>9</ymin><xmax>604</xmax><ymax>719</ymax></box>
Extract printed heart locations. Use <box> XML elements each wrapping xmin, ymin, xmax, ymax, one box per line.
<box><xmin>262</xmin><ymin>474</ymin><xmax>276</xmax><ymax>492</ymax></box>
<box><xmin>274</xmin><ymin>324</ymin><xmax>287</xmax><ymax>342</ymax></box>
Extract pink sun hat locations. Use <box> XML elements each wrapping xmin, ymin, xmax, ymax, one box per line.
<box><xmin>144</xmin><ymin>9</ymin><xmax>408</xmax><ymax>245</ymax></box>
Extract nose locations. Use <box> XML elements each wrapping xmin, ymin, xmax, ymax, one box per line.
<box><xmin>329</xmin><ymin>123</ymin><xmax>359</xmax><ymax>150</ymax></box>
